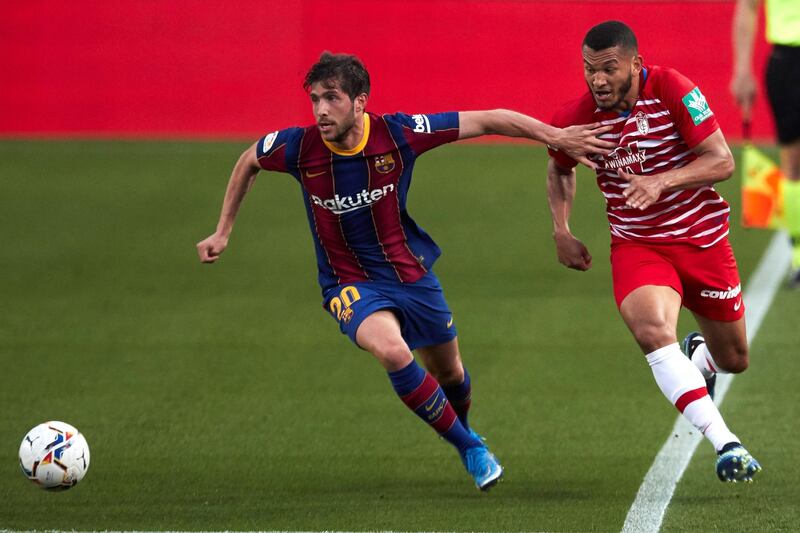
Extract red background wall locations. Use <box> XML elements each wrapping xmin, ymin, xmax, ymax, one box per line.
<box><xmin>0</xmin><ymin>1</ymin><xmax>773</xmax><ymax>141</ymax></box>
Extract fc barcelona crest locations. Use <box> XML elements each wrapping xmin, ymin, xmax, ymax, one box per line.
<box><xmin>374</xmin><ymin>153</ymin><xmax>396</xmax><ymax>174</ymax></box>
<box><xmin>341</xmin><ymin>307</ymin><xmax>354</xmax><ymax>324</ymax></box>
<box><xmin>635</xmin><ymin>111</ymin><xmax>649</xmax><ymax>135</ymax></box>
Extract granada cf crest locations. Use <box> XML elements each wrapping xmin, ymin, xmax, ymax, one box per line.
<box><xmin>635</xmin><ymin>111</ymin><xmax>649</xmax><ymax>135</ymax></box>
<box><xmin>374</xmin><ymin>153</ymin><xmax>396</xmax><ymax>174</ymax></box>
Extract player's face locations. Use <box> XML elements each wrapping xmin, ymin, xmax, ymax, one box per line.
<box><xmin>309</xmin><ymin>80</ymin><xmax>358</xmax><ymax>143</ymax></box>
<box><xmin>582</xmin><ymin>45</ymin><xmax>642</xmax><ymax>112</ymax></box>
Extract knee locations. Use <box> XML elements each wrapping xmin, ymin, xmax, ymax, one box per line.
<box><xmin>371</xmin><ymin>340</ymin><xmax>413</xmax><ymax>370</ymax></box>
<box><xmin>633</xmin><ymin>322</ymin><xmax>675</xmax><ymax>353</ymax></box>
<box><xmin>429</xmin><ymin>365</ymin><xmax>464</xmax><ymax>386</ymax></box>
<box><xmin>714</xmin><ymin>342</ymin><xmax>749</xmax><ymax>374</ymax></box>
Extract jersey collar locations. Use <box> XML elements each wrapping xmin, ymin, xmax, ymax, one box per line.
<box><xmin>322</xmin><ymin>113</ymin><xmax>370</xmax><ymax>156</ymax></box>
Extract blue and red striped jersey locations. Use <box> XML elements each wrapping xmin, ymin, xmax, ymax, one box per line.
<box><xmin>256</xmin><ymin>111</ymin><xmax>459</xmax><ymax>294</ymax></box>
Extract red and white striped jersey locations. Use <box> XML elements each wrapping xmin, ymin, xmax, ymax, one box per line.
<box><xmin>549</xmin><ymin>65</ymin><xmax>730</xmax><ymax>248</ymax></box>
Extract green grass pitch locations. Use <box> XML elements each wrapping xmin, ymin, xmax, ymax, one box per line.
<box><xmin>1</xmin><ymin>140</ymin><xmax>798</xmax><ymax>531</ymax></box>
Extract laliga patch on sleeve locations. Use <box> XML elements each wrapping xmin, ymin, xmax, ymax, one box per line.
<box><xmin>262</xmin><ymin>131</ymin><xmax>278</xmax><ymax>153</ymax></box>
<box><xmin>682</xmin><ymin>87</ymin><xmax>714</xmax><ymax>126</ymax></box>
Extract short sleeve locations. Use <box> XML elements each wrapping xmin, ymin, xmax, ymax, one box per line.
<box><xmin>255</xmin><ymin>127</ymin><xmax>304</xmax><ymax>172</ymax></box>
<box><xmin>394</xmin><ymin>112</ymin><xmax>460</xmax><ymax>155</ymax></box>
<box><xmin>656</xmin><ymin>68</ymin><xmax>719</xmax><ymax>149</ymax></box>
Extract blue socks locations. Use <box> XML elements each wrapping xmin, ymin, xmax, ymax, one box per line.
<box><xmin>442</xmin><ymin>368</ymin><xmax>472</xmax><ymax>430</ymax></box>
<box><xmin>388</xmin><ymin>360</ymin><xmax>480</xmax><ymax>452</ymax></box>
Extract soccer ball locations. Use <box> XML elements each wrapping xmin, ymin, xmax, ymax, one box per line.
<box><xmin>19</xmin><ymin>421</ymin><xmax>90</xmax><ymax>490</ymax></box>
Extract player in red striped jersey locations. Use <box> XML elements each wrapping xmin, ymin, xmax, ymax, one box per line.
<box><xmin>197</xmin><ymin>52</ymin><xmax>613</xmax><ymax>490</ymax></box>
<box><xmin>547</xmin><ymin>21</ymin><xmax>762</xmax><ymax>482</ymax></box>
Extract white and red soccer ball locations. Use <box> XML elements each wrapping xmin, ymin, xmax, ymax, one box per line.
<box><xmin>19</xmin><ymin>421</ymin><xmax>90</xmax><ymax>490</ymax></box>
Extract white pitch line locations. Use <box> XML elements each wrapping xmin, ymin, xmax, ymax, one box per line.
<box><xmin>621</xmin><ymin>230</ymin><xmax>791</xmax><ymax>533</ymax></box>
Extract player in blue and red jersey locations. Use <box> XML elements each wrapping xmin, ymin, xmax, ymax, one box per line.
<box><xmin>546</xmin><ymin>21</ymin><xmax>761</xmax><ymax>482</ymax></box>
<box><xmin>197</xmin><ymin>52</ymin><xmax>613</xmax><ymax>490</ymax></box>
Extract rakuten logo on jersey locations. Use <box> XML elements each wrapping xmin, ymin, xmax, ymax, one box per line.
<box><xmin>700</xmin><ymin>284</ymin><xmax>741</xmax><ymax>300</ymax></box>
<box><xmin>310</xmin><ymin>184</ymin><xmax>395</xmax><ymax>215</ymax></box>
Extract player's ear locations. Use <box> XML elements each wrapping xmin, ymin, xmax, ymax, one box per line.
<box><xmin>354</xmin><ymin>93</ymin><xmax>368</xmax><ymax>114</ymax></box>
<box><xmin>631</xmin><ymin>54</ymin><xmax>643</xmax><ymax>75</ymax></box>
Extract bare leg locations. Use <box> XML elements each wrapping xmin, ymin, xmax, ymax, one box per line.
<box><xmin>691</xmin><ymin>313</ymin><xmax>749</xmax><ymax>374</ymax></box>
<box><xmin>619</xmin><ymin>285</ymin><xmax>741</xmax><ymax>453</ymax></box>
<box><xmin>779</xmin><ymin>139</ymin><xmax>800</xmax><ymax>182</ymax></box>
<box><xmin>354</xmin><ymin>309</ymin><xmax>482</xmax><ymax>454</ymax></box>
<box><xmin>416</xmin><ymin>337</ymin><xmax>464</xmax><ymax>386</ymax></box>
<box><xmin>619</xmin><ymin>285</ymin><xmax>681</xmax><ymax>352</ymax></box>
<box><xmin>780</xmin><ymin>140</ymin><xmax>800</xmax><ymax>277</ymax></box>
<box><xmin>355</xmin><ymin>310</ymin><xmax>413</xmax><ymax>371</ymax></box>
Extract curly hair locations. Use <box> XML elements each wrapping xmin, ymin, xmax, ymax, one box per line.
<box><xmin>303</xmin><ymin>52</ymin><xmax>371</xmax><ymax>100</ymax></box>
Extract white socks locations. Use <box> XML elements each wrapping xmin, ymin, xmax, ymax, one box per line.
<box><xmin>645</xmin><ymin>343</ymin><xmax>738</xmax><ymax>452</ymax></box>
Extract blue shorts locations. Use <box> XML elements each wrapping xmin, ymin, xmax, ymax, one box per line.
<box><xmin>322</xmin><ymin>271</ymin><xmax>457</xmax><ymax>351</ymax></box>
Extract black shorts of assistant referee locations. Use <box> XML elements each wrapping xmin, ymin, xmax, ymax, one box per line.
<box><xmin>766</xmin><ymin>44</ymin><xmax>800</xmax><ymax>144</ymax></box>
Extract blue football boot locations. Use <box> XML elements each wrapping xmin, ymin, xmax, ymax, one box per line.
<box><xmin>468</xmin><ymin>428</ymin><xmax>486</xmax><ymax>443</ymax></box>
<box><xmin>682</xmin><ymin>331</ymin><xmax>717</xmax><ymax>400</ymax></box>
<box><xmin>461</xmin><ymin>445</ymin><xmax>503</xmax><ymax>491</ymax></box>
<box><xmin>716</xmin><ymin>442</ymin><xmax>762</xmax><ymax>482</ymax></box>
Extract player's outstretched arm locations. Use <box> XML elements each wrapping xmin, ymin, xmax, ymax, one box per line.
<box><xmin>196</xmin><ymin>142</ymin><xmax>261</xmax><ymax>263</ymax></box>
<box><xmin>619</xmin><ymin>129</ymin><xmax>735</xmax><ymax>210</ymax></box>
<box><xmin>546</xmin><ymin>158</ymin><xmax>592</xmax><ymax>271</ymax></box>
<box><xmin>458</xmin><ymin>110</ymin><xmax>614</xmax><ymax>169</ymax></box>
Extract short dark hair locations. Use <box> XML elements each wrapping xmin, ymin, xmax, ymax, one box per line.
<box><xmin>583</xmin><ymin>20</ymin><xmax>638</xmax><ymax>53</ymax></box>
<box><xmin>303</xmin><ymin>52</ymin><xmax>371</xmax><ymax>100</ymax></box>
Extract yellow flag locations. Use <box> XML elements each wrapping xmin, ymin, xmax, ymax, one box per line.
<box><xmin>741</xmin><ymin>144</ymin><xmax>784</xmax><ymax>229</ymax></box>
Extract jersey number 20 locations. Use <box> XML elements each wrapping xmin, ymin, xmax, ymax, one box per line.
<box><xmin>329</xmin><ymin>286</ymin><xmax>361</xmax><ymax>321</ymax></box>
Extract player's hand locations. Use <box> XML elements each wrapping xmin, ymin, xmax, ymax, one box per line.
<box><xmin>196</xmin><ymin>233</ymin><xmax>229</xmax><ymax>263</ymax></box>
<box><xmin>730</xmin><ymin>72</ymin><xmax>757</xmax><ymax>120</ymax></box>
<box><xmin>553</xmin><ymin>231</ymin><xmax>592</xmax><ymax>271</ymax></box>
<box><xmin>552</xmin><ymin>122</ymin><xmax>615</xmax><ymax>170</ymax></box>
<box><xmin>618</xmin><ymin>168</ymin><xmax>664</xmax><ymax>210</ymax></box>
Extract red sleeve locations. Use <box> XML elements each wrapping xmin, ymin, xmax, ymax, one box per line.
<box><xmin>654</xmin><ymin>67</ymin><xmax>719</xmax><ymax>149</ymax></box>
<box><xmin>547</xmin><ymin>106</ymin><xmax>579</xmax><ymax>169</ymax></box>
